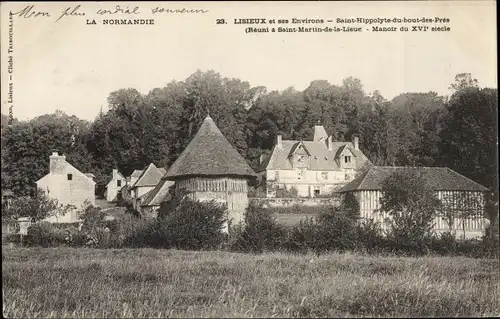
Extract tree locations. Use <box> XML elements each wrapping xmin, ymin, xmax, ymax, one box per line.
<box><xmin>439</xmin><ymin>87</ymin><xmax>497</xmax><ymax>190</ymax></box>
<box><xmin>449</xmin><ymin>73</ymin><xmax>479</xmax><ymax>91</ymax></box>
<box><xmin>380</xmin><ymin>169</ymin><xmax>442</xmax><ymax>248</ymax></box>
<box><xmin>2</xmin><ymin>112</ymin><xmax>92</xmax><ymax>196</ymax></box>
<box><xmin>3</xmin><ymin>190</ymin><xmax>74</xmax><ymax>222</ymax></box>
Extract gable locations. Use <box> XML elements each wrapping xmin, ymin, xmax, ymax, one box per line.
<box><xmin>37</xmin><ymin>162</ymin><xmax>95</xmax><ymax>186</ymax></box>
<box><xmin>266</xmin><ymin>140</ymin><xmax>371</xmax><ymax>172</ymax></box>
<box><xmin>289</xmin><ymin>142</ymin><xmax>311</xmax><ymax>157</ymax></box>
<box><xmin>106</xmin><ymin>173</ymin><xmax>126</xmax><ymax>188</ymax></box>
<box><xmin>133</xmin><ymin>164</ymin><xmax>164</xmax><ymax>188</ymax></box>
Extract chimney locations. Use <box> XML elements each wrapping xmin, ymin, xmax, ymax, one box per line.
<box><xmin>313</xmin><ymin>125</ymin><xmax>328</xmax><ymax>142</ymax></box>
<box><xmin>259</xmin><ymin>154</ymin><xmax>265</xmax><ymax>165</ymax></box>
<box><xmin>327</xmin><ymin>136</ymin><xmax>333</xmax><ymax>151</ymax></box>
<box><xmin>49</xmin><ymin>150</ymin><xmax>66</xmax><ymax>173</ymax></box>
<box><xmin>277</xmin><ymin>135</ymin><xmax>283</xmax><ymax>150</ymax></box>
<box><xmin>353</xmin><ymin>136</ymin><xmax>359</xmax><ymax>150</ymax></box>
<box><xmin>112</xmin><ymin>169</ymin><xmax>118</xmax><ymax>178</ymax></box>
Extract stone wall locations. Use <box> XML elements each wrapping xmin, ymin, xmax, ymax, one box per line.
<box><xmin>250</xmin><ymin>197</ymin><xmax>341</xmax><ymax>208</ymax></box>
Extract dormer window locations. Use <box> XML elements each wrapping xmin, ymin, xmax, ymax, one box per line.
<box><xmin>117</xmin><ymin>180</ymin><xmax>122</xmax><ymax>187</ymax></box>
<box><xmin>344</xmin><ymin>156</ymin><xmax>351</xmax><ymax>163</ymax></box>
<box><xmin>67</xmin><ymin>174</ymin><xmax>73</xmax><ymax>181</ymax></box>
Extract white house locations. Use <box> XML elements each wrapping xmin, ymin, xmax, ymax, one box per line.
<box><xmin>259</xmin><ymin>123</ymin><xmax>371</xmax><ymax>198</ymax></box>
<box><xmin>104</xmin><ymin>169</ymin><xmax>126</xmax><ymax>202</ymax></box>
<box><xmin>36</xmin><ymin>151</ymin><xmax>96</xmax><ymax>223</ymax></box>
<box><xmin>130</xmin><ymin>163</ymin><xmax>166</xmax><ymax>210</ymax></box>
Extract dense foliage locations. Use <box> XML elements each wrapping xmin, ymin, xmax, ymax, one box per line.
<box><xmin>1</xmin><ymin>71</ymin><xmax>496</xmax><ymax>200</ymax></box>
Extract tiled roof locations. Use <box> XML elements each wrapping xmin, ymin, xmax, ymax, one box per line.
<box><xmin>141</xmin><ymin>178</ymin><xmax>174</xmax><ymax>207</ymax></box>
<box><xmin>165</xmin><ymin>116</ymin><xmax>257</xmax><ymax>180</ymax></box>
<box><xmin>337</xmin><ymin>166</ymin><xmax>489</xmax><ymax>193</ymax></box>
<box><xmin>263</xmin><ymin>140</ymin><xmax>370</xmax><ymax>172</ymax></box>
<box><xmin>130</xmin><ymin>170</ymin><xmax>143</xmax><ymax>178</ymax></box>
<box><xmin>132</xmin><ymin>163</ymin><xmax>164</xmax><ymax>188</ymax></box>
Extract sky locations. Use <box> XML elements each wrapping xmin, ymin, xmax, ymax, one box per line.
<box><xmin>1</xmin><ymin>1</ymin><xmax>497</xmax><ymax>121</ymax></box>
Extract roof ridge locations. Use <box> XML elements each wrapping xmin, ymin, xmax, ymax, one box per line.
<box><xmin>444</xmin><ymin>167</ymin><xmax>490</xmax><ymax>191</ymax></box>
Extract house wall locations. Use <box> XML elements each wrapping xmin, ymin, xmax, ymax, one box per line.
<box><xmin>106</xmin><ymin>176</ymin><xmax>126</xmax><ymax>202</ymax></box>
<box><xmin>135</xmin><ymin>186</ymin><xmax>155</xmax><ymax>199</ymax></box>
<box><xmin>175</xmin><ymin>177</ymin><xmax>250</xmax><ymax>229</ymax></box>
<box><xmin>266</xmin><ymin>169</ymin><xmax>354</xmax><ymax>198</ymax></box>
<box><xmin>132</xmin><ymin>186</ymin><xmax>156</xmax><ymax>209</ymax></box>
<box><xmin>346</xmin><ymin>190</ymin><xmax>487</xmax><ymax>239</ymax></box>
<box><xmin>37</xmin><ymin>169</ymin><xmax>95</xmax><ymax>224</ymax></box>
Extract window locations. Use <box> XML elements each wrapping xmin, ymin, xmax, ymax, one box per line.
<box><xmin>321</xmin><ymin>172</ymin><xmax>328</xmax><ymax>180</ymax></box>
<box><xmin>345</xmin><ymin>173</ymin><xmax>351</xmax><ymax>180</ymax></box>
<box><xmin>314</xmin><ymin>189</ymin><xmax>320</xmax><ymax>196</ymax></box>
<box><xmin>298</xmin><ymin>170</ymin><xmax>304</xmax><ymax>180</ymax></box>
<box><xmin>297</xmin><ymin>155</ymin><xmax>305</xmax><ymax>162</ymax></box>
<box><xmin>117</xmin><ymin>180</ymin><xmax>122</xmax><ymax>187</ymax></box>
<box><xmin>344</xmin><ymin>156</ymin><xmax>351</xmax><ymax>163</ymax></box>
<box><xmin>274</xmin><ymin>171</ymin><xmax>279</xmax><ymax>181</ymax></box>
<box><xmin>67</xmin><ymin>174</ymin><xmax>73</xmax><ymax>181</ymax></box>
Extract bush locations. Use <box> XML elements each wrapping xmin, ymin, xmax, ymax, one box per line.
<box><xmin>80</xmin><ymin>205</ymin><xmax>106</xmax><ymax>233</ymax></box>
<box><xmin>119</xmin><ymin>216</ymin><xmax>156</xmax><ymax>248</ymax></box>
<box><xmin>156</xmin><ymin>198</ymin><xmax>227</xmax><ymax>250</ymax></box>
<box><xmin>357</xmin><ymin>218</ymin><xmax>384</xmax><ymax>252</ymax></box>
<box><xmin>283</xmin><ymin>217</ymin><xmax>318</xmax><ymax>253</ymax></box>
<box><xmin>229</xmin><ymin>201</ymin><xmax>287</xmax><ymax>253</ymax></box>
<box><xmin>123</xmin><ymin>197</ymin><xmax>228</xmax><ymax>250</ymax></box>
<box><xmin>26</xmin><ymin>222</ymin><xmax>67</xmax><ymax>247</ymax></box>
<box><xmin>313</xmin><ymin>205</ymin><xmax>361</xmax><ymax>252</ymax></box>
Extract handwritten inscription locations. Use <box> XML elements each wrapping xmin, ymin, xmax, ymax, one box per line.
<box><xmin>10</xmin><ymin>5</ymin><xmax>50</xmax><ymax>19</ymax></box>
<box><xmin>9</xmin><ymin>4</ymin><xmax>209</xmax><ymax>23</ymax></box>
<box><xmin>96</xmin><ymin>5</ymin><xmax>140</xmax><ymax>16</ymax></box>
<box><xmin>56</xmin><ymin>5</ymin><xmax>85</xmax><ymax>23</ymax></box>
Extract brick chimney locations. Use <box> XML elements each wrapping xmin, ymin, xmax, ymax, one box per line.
<box><xmin>276</xmin><ymin>135</ymin><xmax>283</xmax><ymax>150</ymax></box>
<box><xmin>313</xmin><ymin>125</ymin><xmax>328</xmax><ymax>142</ymax></box>
<box><xmin>352</xmin><ymin>136</ymin><xmax>359</xmax><ymax>150</ymax></box>
<box><xmin>327</xmin><ymin>136</ymin><xmax>333</xmax><ymax>151</ymax></box>
<box><xmin>49</xmin><ymin>150</ymin><xmax>66</xmax><ymax>173</ymax></box>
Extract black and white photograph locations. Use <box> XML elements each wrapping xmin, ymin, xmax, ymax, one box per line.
<box><xmin>1</xmin><ymin>1</ymin><xmax>498</xmax><ymax>318</ymax></box>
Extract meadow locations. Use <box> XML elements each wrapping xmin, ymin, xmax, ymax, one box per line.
<box><xmin>3</xmin><ymin>247</ymin><xmax>499</xmax><ymax>318</ymax></box>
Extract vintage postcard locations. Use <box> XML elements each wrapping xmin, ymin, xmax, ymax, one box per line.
<box><xmin>1</xmin><ymin>1</ymin><xmax>498</xmax><ymax>318</ymax></box>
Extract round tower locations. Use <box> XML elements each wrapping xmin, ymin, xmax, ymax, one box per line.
<box><xmin>164</xmin><ymin>116</ymin><xmax>256</xmax><ymax>229</ymax></box>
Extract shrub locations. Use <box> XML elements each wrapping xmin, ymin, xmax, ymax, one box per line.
<box><xmin>283</xmin><ymin>217</ymin><xmax>318</xmax><ymax>253</ymax></box>
<box><xmin>135</xmin><ymin>197</ymin><xmax>228</xmax><ymax>250</ymax></box>
<box><xmin>26</xmin><ymin>222</ymin><xmax>67</xmax><ymax>247</ymax></box>
<box><xmin>80</xmin><ymin>205</ymin><xmax>106</xmax><ymax>233</ymax></box>
<box><xmin>380</xmin><ymin>169</ymin><xmax>442</xmax><ymax>251</ymax></box>
<box><xmin>229</xmin><ymin>201</ymin><xmax>287</xmax><ymax>253</ymax></box>
<box><xmin>482</xmin><ymin>222</ymin><xmax>500</xmax><ymax>258</ymax></box>
<box><xmin>119</xmin><ymin>216</ymin><xmax>156</xmax><ymax>248</ymax></box>
<box><xmin>357</xmin><ymin>218</ymin><xmax>384</xmax><ymax>252</ymax></box>
<box><xmin>314</xmin><ymin>205</ymin><xmax>361</xmax><ymax>252</ymax></box>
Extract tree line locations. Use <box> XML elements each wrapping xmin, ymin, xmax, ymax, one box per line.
<box><xmin>1</xmin><ymin>71</ymin><xmax>497</xmax><ymax>198</ymax></box>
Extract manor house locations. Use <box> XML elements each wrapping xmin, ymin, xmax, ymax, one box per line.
<box><xmin>260</xmin><ymin>123</ymin><xmax>371</xmax><ymax>198</ymax></box>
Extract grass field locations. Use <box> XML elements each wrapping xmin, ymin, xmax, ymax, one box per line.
<box><xmin>3</xmin><ymin>247</ymin><xmax>499</xmax><ymax>318</ymax></box>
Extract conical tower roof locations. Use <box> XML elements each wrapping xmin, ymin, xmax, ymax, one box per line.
<box><xmin>165</xmin><ymin>116</ymin><xmax>257</xmax><ymax>180</ymax></box>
